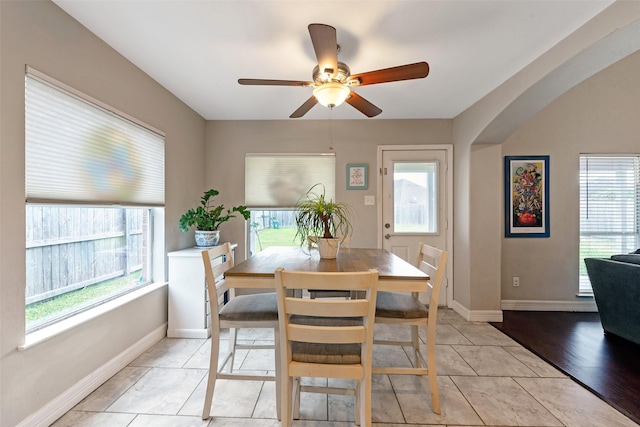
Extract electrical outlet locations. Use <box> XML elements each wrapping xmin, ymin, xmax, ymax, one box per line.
<box><xmin>512</xmin><ymin>276</ymin><xmax>520</xmax><ymax>287</ymax></box>
<box><xmin>364</xmin><ymin>196</ymin><xmax>375</xmax><ymax>206</ymax></box>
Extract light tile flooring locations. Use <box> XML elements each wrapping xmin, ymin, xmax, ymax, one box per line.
<box><xmin>53</xmin><ymin>309</ymin><xmax>638</xmax><ymax>426</ymax></box>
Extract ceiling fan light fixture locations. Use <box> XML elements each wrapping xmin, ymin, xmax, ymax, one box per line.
<box><xmin>313</xmin><ymin>82</ymin><xmax>350</xmax><ymax>108</ymax></box>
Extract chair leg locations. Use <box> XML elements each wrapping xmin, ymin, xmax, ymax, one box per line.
<box><xmin>427</xmin><ymin>364</ymin><xmax>440</xmax><ymax>414</ymax></box>
<box><xmin>355</xmin><ymin>380</ymin><xmax>361</xmax><ymax>426</ymax></box>
<box><xmin>202</xmin><ymin>336</ymin><xmax>221</xmax><ymax>420</ymax></box>
<box><xmin>361</xmin><ymin>375</ymin><xmax>372</xmax><ymax>427</ymax></box>
<box><xmin>410</xmin><ymin>325</ymin><xmax>422</xmax><ymax>368</ymax></box>
<box><xmin>293</xmin><ymin>377</ymin><xmax>301</xmax><ymax>419</ymax></box>
<box><xmin>227</xmin><ymin>327</ymin><xmax>238</xmax><ymax>372</ymax></box>
<box><xmin>281</xmin><ymin>375</ymin><xmax>293</xmax><ymax>427</ymax></box>
<box><xmin>426</xmin><ymin>326</ymin><xmax>440</xmax><ymax>414</ymax></box>
<box><xmin>274</xmin><ymin>328</ymin><xmax>281</xmax><ymax>421</ymax></box>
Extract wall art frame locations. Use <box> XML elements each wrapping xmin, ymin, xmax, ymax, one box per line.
<box><xmin>504</xmin><ymin>155</ymin><xmax>550</xmax><ymax>238</ymax></box>
<box><xmin>346</xmin><ymin>163</ymin><xmax>368</xmax><ymax>190</ymax></box>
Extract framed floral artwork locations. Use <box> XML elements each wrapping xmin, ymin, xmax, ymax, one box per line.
<box><xmin>504</xmin><ymin>155</ymin><xmax>550</xmax><ymax>238</ymax></box>
<box><xmin>346</xmin><ymin>163</ymin><xmax>368</xmax><ymax>190</ymax></box>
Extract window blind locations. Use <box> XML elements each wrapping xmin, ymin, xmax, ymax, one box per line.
<box><xmin>25</xmin><ymin>68</ymin><xmax>165</xmax><ymax>206</ymax></box>
<box><xmin>245</xmin><ymin>153</ymin><xmax>335</xmax><ymax>208</ymax></box>
<box><xmin>579</xmin><ymin>155</ymin><xmax>640</xmax><ymax>294</ymax></box>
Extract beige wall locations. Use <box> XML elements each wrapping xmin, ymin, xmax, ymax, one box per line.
<box><xmin>0</xmin><ymin>2</ymin><xmax>206</xmax><ymax>425</ymax></box>
<box><xmin>501</xmin><ymin>50</ymin><xmax>640</xmax><ymax>302</ymax></box>
<box><xmin>204</xmin><ymin>119</ymin><xmax>453</xmax><ymax>260</ymax></box>
<box><xmin>469</xmin><ymin>143</ymin><xmax>503</xmax><ymax>311</ymax></box>
<box><xmin>452</xmin><ymin>3</ymin><xmax>640</xmax><ymax>316</ymax></box>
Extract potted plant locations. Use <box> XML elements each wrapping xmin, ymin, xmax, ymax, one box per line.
<box><xmin>179</xmin><ymin>189</ymin><xmax>250</xmax><ymax>247</ymax></box>
<box><xmin>294</xmin><ymin>184</ymin><xmax>353</xmax><ymax>259</ymax></box>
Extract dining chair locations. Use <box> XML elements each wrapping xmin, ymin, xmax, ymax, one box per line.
<box><xmin>274</xmin><ymin>267</ymin><xmax>379</xmax><ymax>427</ymax></box>
<box><xmin>201</xmin><ymin>243</ymin><xmax>280</xmax><ymax>420</ymax></box>
<box><xmin>372</xmin><ymin>243</ymin><xmax>448</xmax><ymax>414</ymax></box>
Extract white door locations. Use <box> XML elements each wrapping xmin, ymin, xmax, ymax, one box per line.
<box><xmin>378</xmin><ymin>146</ymin><xmax>452</xmax><ymax>306</ymax></box>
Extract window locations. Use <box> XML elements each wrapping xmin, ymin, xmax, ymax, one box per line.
<box><xmin>579</xmin><ymin>155</ymin><xmax>640</xmax><ymax>294</ymax></box>
<box><xmin>245</xmin><ymin>154</ymin><xmax>335</xmax><ymax>255</ymax></box>
<box><xmin>25</xmin><ymin>67</ymin><xmax>164</xmax><ymax>332</ymax></box>
<box><xmin>393</xmin><ymin>161</ymin><xmax>438</xmax><ymax>233</ymax></box>
<box><xmin>25</xmin><ymin>206</ymin><xmax>152</xmax><ymax>331</ymax></box>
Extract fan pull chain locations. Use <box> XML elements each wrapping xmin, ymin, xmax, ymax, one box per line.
<box><xmin>328</xmin><ymin>106</ymin><xmax>334</xmax><ymax>151</ymax></box>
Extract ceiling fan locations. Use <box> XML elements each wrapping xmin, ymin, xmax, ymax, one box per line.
<box><xmin>238</xmin><ymin>23</ymin><xmax>429</xmax><ymax>118</ymax></box>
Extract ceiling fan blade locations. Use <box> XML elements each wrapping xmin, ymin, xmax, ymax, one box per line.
<box><xmin>349</xmin><ymin>62</ymin><xmax>429</xmax><ymax>86</ymax></box>
<box><xmin>308</xmin><ymin>23</ymin><xmax>338</xmax><ymax>78</ymax></box>
<box><xmin>238</xmin><ymin>78</ymin><xmax>312</xmax><ymax>87</ymax></box>
<box><xmin>345</xmin><ymin>91</ymin><xmax>382</xmax><ymax>118</ymax></box>
<box><xmin>290</xmin><ymin>96</ymin><xmax>318</xmax><ymax>118</ymax></box>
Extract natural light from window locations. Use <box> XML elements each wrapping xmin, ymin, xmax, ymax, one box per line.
<box><xmin>25</xmin><ymin>206</ymin><xmax>153</xmax><ymax>332</ymax></box>
<box><xmin>25</xmin><ymin>68</ymin><xmax>164</xmax><ymax>333</ymax></box>
<box><xmin>579</xmin><ymin>155</ymin><xmax>640</xmax><ymax>294</ymax></box>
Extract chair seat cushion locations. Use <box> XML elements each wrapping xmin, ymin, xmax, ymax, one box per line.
<box><xmin>375</xmin><ymin>291</ymin><xmax>428</xmax><ymax>319</ymax></box>
<box><xmin>219</xmin><ymin>292</ymin><xmax>278</xmax><ymax>322</ymax></box>
<box><xmin>291</xmin><ymin>316</ymin><xmax>362</xmax><ymax>364</ymax></box>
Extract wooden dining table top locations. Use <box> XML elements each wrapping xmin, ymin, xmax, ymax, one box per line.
<box><xmin>225</xmin><ymin>246</ymin><xmax>429</xmax><ymax>292</ymax></box>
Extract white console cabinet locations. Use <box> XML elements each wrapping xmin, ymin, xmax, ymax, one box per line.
<box><xmin>167</xmin><ymin>244</ymin><xmax>236</xmax><ymax>338</ymax></box>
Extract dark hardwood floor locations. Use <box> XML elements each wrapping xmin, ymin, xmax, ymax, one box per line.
<box><xmin>490</xmin><ymin>311</ymin><xmax>640</xmax><ymax>425</ymax></box>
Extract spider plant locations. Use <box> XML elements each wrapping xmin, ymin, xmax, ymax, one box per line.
<box><xmin>294</xmin><ymin>184</ymin><xmax>353</xmax><ymax>247</ymax></box>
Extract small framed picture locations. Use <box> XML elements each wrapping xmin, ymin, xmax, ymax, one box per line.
<box><xmin>504</xmin><ymin>155</ymin><xmax>550</xmax><ymax>238</ymax></box>
<box><xmin>346</xmin><ymin>163</ymin><xmax>368</xmax><ymax>190</ymax></box>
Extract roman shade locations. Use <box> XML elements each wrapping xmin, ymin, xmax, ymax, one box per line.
<box><xmin>245</xmin><ymin>153</ymin><xmax>335</xmax><ymax>208</ymax></box>
<box><xmin>25</xmin><ymin>67</ymin><xmax>165</xmax><ymax>206</ymax></box>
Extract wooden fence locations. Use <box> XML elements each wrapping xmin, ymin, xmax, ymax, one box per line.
<box><xmin>252</xmin><ymin>206</ymin><xmax>435</xmax><ymax>231</ymax></box>
<box><xmin>252</xmin><ymin>210</ymin><xmax>298</xmax><ymax>229</ymax></box>
<box><xmin>26</xmin><ymin>207</ymin><xmax>147</xmax><ymax>304</ymax></box>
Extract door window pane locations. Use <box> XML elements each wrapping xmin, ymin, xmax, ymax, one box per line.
<box><xmin>393</xmin><ymin>162</ymin><xmax>438</xmax><ymax>233</ymax></box>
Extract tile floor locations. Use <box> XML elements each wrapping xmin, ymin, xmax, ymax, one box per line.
<box><xmin>52</xmin><ymin>309</ymin><xmax>638</xmax><ymax>426</ymax></box>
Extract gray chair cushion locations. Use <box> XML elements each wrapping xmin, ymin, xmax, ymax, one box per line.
<box><xmin>291</xmin><ymin>316</ymin><xmax>362</xmax><ymax>364</ymax></box>
<box><xmin>375</xmin><ymin>291</ymin><xmax>428</xmax><ymax>319</ymax></box>
<box><xmin>219</xmin><ymin>292</ymin><xmax>278</xmax><ymax>322</ymax></box>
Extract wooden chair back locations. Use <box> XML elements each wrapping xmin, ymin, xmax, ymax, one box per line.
<box><xmin>274</xmin><ymin>268</ymin><xmax>379</xmax><ymax>426</ymax></box>
<box><xmin>415</xmin><ymin>242</ymin><xmax>448</xmax><ymax>310</ymax></box>
<box><xmin>202</xmin><ymin>242</ymin><xmax>234</xmax><ymax>320</ymax></box>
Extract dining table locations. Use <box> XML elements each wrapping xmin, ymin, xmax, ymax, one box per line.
<box><xmin>224</xmin><ymin>245</ymin><xmax>429</xmax><ymax>292</ymax></box>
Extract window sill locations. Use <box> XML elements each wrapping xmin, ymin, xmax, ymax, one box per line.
<box><xmin>576</xmin><ymin>292</ymin><xmax>594</xmax><ymax>298</ymax></box>
<box><xmin>19</xmin><ymin>282</ymin><xmax>167</xmax><ymax>351</ymax></box>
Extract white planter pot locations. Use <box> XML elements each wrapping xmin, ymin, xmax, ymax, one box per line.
<box><xmin>195</xmin><ymin>230</ymin><xmax>220</xmax><ymax>247</ymax></box>
<box><xmin>317</xmin><ymin>237</ymin><xmax>341</xmax><ymax>259</ymax></box>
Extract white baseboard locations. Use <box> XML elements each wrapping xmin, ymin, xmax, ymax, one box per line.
<box><xmin>450</xmin><ymin>300</ymin><xmax>503</xmax><ymax>322</ymax></box>
<box><xmin>500</xmin><ymin>300</ymin><xmax>598</xmax><ymax>312</ymax></box>
<box><xmin>18</xmin><ymin>323</ymin><xmax>167</xmax><ymax>427</ymax></box>
<box><xmin>501</xmin><ymin>300</ymin><xmax>598</xmax><ymax>312</ymax></box>
<box><xmin>167</xmin><ymin>327</ymin><xmax>210</xmax><ymax>339</ymax></box>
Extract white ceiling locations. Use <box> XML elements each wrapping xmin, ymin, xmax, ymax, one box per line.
<box><xmin>53</xmin><ymin>0</ymin><xmax>614</xmax><ymax>121</ymax></box>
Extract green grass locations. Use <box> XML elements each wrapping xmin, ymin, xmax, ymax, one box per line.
<box><xmin>253</xmin><ymin>226</ymin><xmax>299</xmax><ymax>251</ymax></box>
<box><xmin>26</xmin><ymin>271</ymin><xmax>143</xmax><ymax>328</ymax></box>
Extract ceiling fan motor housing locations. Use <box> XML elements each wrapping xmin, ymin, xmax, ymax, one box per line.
<box><xmin>313</xmin><ymin>61</ymin><xmax>351</xmax><ymax>85</ymax></box>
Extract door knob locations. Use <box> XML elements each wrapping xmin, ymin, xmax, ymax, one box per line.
<box><xmin>384</xmin><ymin>234</ymin><xmax>390</xmax><ymax>239</ymax></box>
